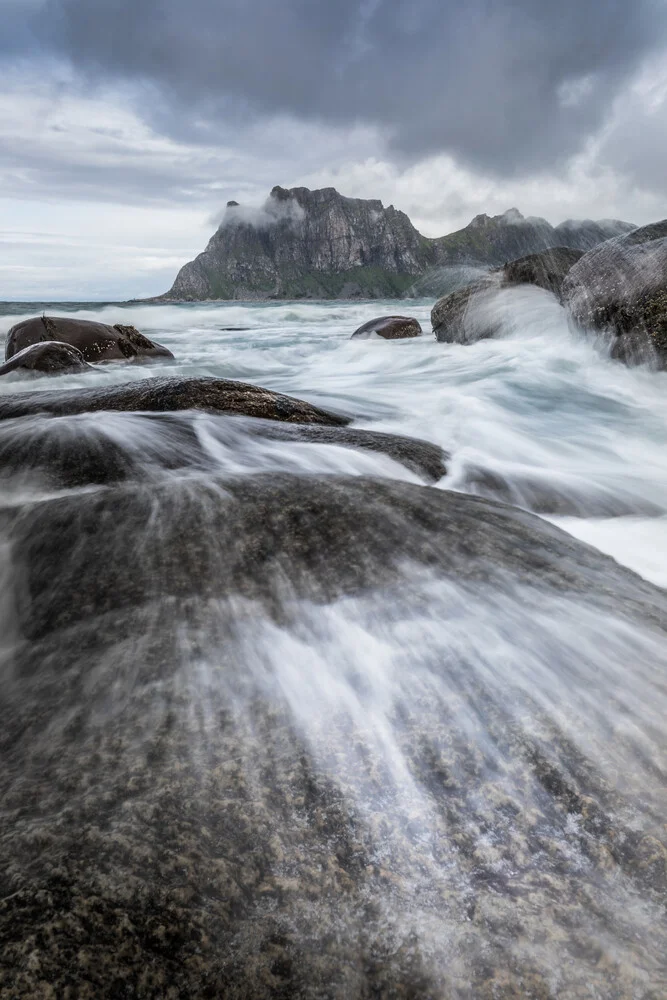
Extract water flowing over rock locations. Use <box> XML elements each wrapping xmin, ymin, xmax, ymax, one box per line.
<box><xmin>5</xmin><ymin>315</ymin><xmax>174</xmax><ymax>363</ymax></box>
<box><xmin>350</xmin><ymin>315</ymin><xmax>422</xmax><ymax>340</ymax></box>
<box><xmin>157</xmin><ymin>186</ymin><xmax>635</xmax><ymax>301</ymax></box>
<box><xmin>1</xmin><ymin>466</ymin><xmax>666</xmax><ymax>998</ymax></box>
<box><xmin>562</xmin><ymin>220</ymin><xmax>667</xmax><ymax>368</ymax></box>
<box><xmin>431</xmin><ymin>278</ymin><xmax>502</xmax><ymax>343</ymax></box>
<box><xmin>0</xmin><ymin>411</ymin><xmax>448</xmax><ymax>488</ymax></box>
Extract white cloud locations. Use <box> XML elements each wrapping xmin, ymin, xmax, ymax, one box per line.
<box><xmin>0</xmin><ymin>55</ymin><xmax>666</xmax><ymax>300</ymax></box>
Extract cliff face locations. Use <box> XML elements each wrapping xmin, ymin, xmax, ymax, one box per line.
<box><xmin>161</xmin><ymin>188</ymin><xmax>635</xmax><ymax>301</ymax></box>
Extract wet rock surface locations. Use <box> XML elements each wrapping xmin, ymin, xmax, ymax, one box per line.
<box><xmin>0</xmin><ymin>340</ymin><xmax>96</xmax><ymax>377</ymax></box>
<box><xmin>5</xmin><ymin>315</ymin><xmax>174</xmax><ymax>364</ymax></box>
<box><xmin>502</xmin><ymin>246</ymin><xmax>584</xmax><ymax>301</ymax></box>
<box><xmin>350</xmin><ymin>315</ymin><xmax>422</xmax><ymax>340</ymax></box>
<box><xmin>562</xmin><ymin>220</ymin><xmax>667</xmax><ymax>368</ymax></box>
<box><xmin>0</xmin><ymin>411</ymin><xmax>447</xmax><ymax>489</ymax></box>
<box><xmin>0</xmin><ymin>376</ymin><xmax>351</xmax><ymax>425</ymax></box>
<box><xmin>1</xmin><ymin>471</ymin><xmax>666</xmax><ymax>998</ymax></box>
<box><xmin>455</xmin><ymin>461</ymin><xmax>665</xmax><ymax>517</ymax></box>
<box><xmin>430</xmin><ymin>278</ymin><xmax>501</xmax><ymax>344</ymax></box>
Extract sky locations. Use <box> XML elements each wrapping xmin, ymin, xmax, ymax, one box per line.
<box><xmin>1</xmin><ymin>0</ymin><xmax>667</xmax><ymax>299</ymax></box>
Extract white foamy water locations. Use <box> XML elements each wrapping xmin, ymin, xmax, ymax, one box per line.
<box><xmin>2</xmin><ymin>293</ymin><xmax>667</xmax><ymax>996</ymax></box>
<box><xmin>1</xmin><ymin>290</ymin><xmax>666</xmax><ymax>580</ymax></box>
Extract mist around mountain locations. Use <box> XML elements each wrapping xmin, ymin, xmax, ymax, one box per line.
<box><xmin>159</xmin><ymin>186</ymin><xmax>635</xmax><ymax>301</ymax></box>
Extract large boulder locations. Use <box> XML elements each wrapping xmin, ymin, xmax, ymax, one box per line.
<box><xmin>1</xmin><ymin>473</ymin><xmax>667</xmax><ymax>997</ymax></box>
<box><xmin>430</xmin><ymin>278</ymin><xmax>501</xmax><ymax>343</ymax></box>
<box><xmin>0</xmin><ymin>375</ymin><xmax>351</xmax><ymax>425</ymax></box>
<box><xmin>0</xmin><ymin>340</ymin><xmax>95</xmax><ymax>376</ymax></box>
<box><xmin>350</xmin><ymin>315</ymin><xmax>422</xmax><ymax>339</ymax></box>
<box><xmin>501</xmin><ymin>246</ymin><xmax>584</xmax><ymax>301</ymax></box>
<box><xmin>562</xmin><ymin>220</ymin><xmax>667</xmax><ymax>367</ymax></box>
<box><xmin>5</xmin><ymin>315</ymin><xmax>174</xmax><ymax>363</ymax></box>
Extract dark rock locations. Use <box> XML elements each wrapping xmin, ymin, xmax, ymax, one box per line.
<box><xmin>1</xmin><ymin>474</ymin><xmax>666</xmax><ymax>997</ymax></box>
<box><xmin>431</xmin><ymin>278</ymin><xmax>501</xmax><ymax>344</ymax></box>
<box><xmin>562</xmin><ymin>220</ymin><xmax>667</xmax><ymax>368</ymax></box>
<box><xmin>6</xmin><ymin>474</ymin><xmax>664</xmax><ymax>641</ymax></box>
<box><xmin>350</xmin><ymin>315</ymin><xmax>422</xmax><ymax>340</ymax></box>
<box><xmin>5</xmin><ymin>315</ymin><xmax>174</xmax><ymax>363</ymax></box>
<box><xmin>230</xmin><ymin>418</ymin><xmax>448</xmax><ymax>481</ymax></box>
<box><xmin>502</xmin><ymin>246</ymin><xmax>584</xmax><ymax>301</ymax></box>
<box><xmin>0</xmin><ymin>412</ymin><xmax>446</xmax><ymax>489</ymax></box>
<box><xmin>0</xmin><ymin>375</ymin><xmax>351</xmax><ymax>425</ymax></box>
<box><xmin>0</xmin><ymin>340</ymin><xmax>95</xmax><ymax>376</ymax></box>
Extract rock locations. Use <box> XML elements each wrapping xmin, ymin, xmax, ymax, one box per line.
<box><xmin>1</xmin><ymin>473</ymin><xmax>667</xmax><ymax>997</ymax></box>
<box><xmin>0</xmin><ymin>412</ymin><xmax>447</xmax><ymax>489</ymax></box>
<box><xmin>501</xmin><ymin>246</ymin><xmax>584</xmax><ymax>301</ymax></box>
<box><xmin>0</xmin><ymin>341</ymin><xmax>95</xmax><ymax>376</ymax></box>
<box><xmin>5</xmin><ymin>315</ymin><xmax>174</xmax><ymax>364</ymax></box>
<box><xmin>431</xmin><ymin>278</ymin><xmax>501</xmax><ymax>344</ymax></box>
<box><xmin>0</xmin><ymin>376</ymin><xmax>351</xmax><ymax>425</ymax></box>
<box><xmin>562</xmin><ymin>220</ymin><xmax>667</xmax><ymax>368</ymax></box>
<box><xmin>5</xmin><ymin>473</ymin><xmax>664</xmax><ymax>641</ymax></box>
<box><xmin>350</xmin><ymin>315</ymin><xmax>422</xmax><ymax>340</ymax></box>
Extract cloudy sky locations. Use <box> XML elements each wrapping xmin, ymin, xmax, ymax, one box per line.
<box><xmin>1</xmin><ymin>0</ymin><xmax>667</xmax><ymax>299</ymax></box>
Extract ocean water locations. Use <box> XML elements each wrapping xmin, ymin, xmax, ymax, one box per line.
<box><xmin>1</xmin><ymin>292</ymin><xmax>667</xmax><ymax>996</ymax></box>
<box><xmin>1</xmin><ymin>289</ymin><xmax>666</xmax><ymax>581</ymax></box>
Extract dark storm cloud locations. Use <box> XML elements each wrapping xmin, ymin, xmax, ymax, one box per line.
<box><xmin>19</xmin><ymin>0</ymin><xmax>665</xmax><ymax>174</ymax></box>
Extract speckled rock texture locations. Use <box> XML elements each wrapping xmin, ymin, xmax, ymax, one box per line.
<box><xmin>5</xmin><ymin>316</ymin><xmax>174</xmax><ymax>364</ymax></box>
<box><xmin>1</xmin><ymin>469</ymin><xmax>666</xmax><ymax>999</ymax></box>
<box><xmin>562</xmin><ymin>220</ymin><xmax>667</xmax><ymax>368</ymax></box>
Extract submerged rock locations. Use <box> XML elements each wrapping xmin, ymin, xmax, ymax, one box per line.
<box><xmin>350</xmin><ymin>315</ymin><xmax>422</xmax><ymax>340</ymax></box>
<box><xmin>456</xmin><ymin>461</ymin><xmax>664</xmax><ymax>517</ymax></box>
<box><xmin>1</xmin><ymin>473</ymin><xmax>667</xmax><ymax>997</ymax></box>
<box><xmin>0</xmin><ymin>340</ymin><xmax>95</xmax><ymax>376</ymax></box>
<box><xmin>5</xmin><ymin>315</ymin><xmax>174</xmax><ymax>363</ymax></box>
<box><xmin>0</xmin><ymin>375</ymin><xmax>351</xmax><ymax>425</ymax></box>
<box><xmin>430</xmin><ymin>278</ymin><xmax>501</xmax><ymax>343</ymax></box>
<box><xmin>562</xmin><ymin>220</ymin><xmax>667</xmax><ymax>368</ymax></box>
<box><xmin>502</xmin><ymin>246</ymin><xmax>583</xmax><ymax>301</ymax></box>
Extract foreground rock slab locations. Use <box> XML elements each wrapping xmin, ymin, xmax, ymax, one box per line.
<box><xmin>350</xmin><ymin>315</ymin><xmax>422</xmax><ymax>339</ymax></box>
<box><xmin>0</xmin><ymin>375</ymin><xmax>351</xmax><ymax>425</ymax></box>
<box><xmin>562</xmin><ymin>220</ymin><xmax>667</xmax><ymax>367</ymax></box>
<box><xmin>1</xmin><ymin>474</ymin><xmax>666</xmax><ymax>998</ymax></box>
<box><xmin>5</xmin><ymin>315</ymin><xmax>174</xmax><ymax>363</ymax></box>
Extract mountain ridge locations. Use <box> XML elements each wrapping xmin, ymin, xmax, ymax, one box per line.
<box><xmin>158</xmin><ymin>186</ymin><xmax>635</xmax><ymax>301</ymax></box>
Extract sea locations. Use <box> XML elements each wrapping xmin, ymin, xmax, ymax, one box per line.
<box><xmin>1</xmin><ymin>291</ymin><xmax>667</xmax><ymax>996</ymax></box>
<box><xmin>1</xmin><ymin>291</ymin><xmax>666</xmax><ymax>584</ymax></box>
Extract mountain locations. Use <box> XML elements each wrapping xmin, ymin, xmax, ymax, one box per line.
<box><xmin>159</xmin><ymin>187</ymin><xmax>635</xmax><ymax>301</ymax></box>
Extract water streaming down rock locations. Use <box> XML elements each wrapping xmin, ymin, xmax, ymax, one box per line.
<box><xmin>1</xmin><ymin>295</ymin><xmax>667</xmax><ymax>997</ymax></box>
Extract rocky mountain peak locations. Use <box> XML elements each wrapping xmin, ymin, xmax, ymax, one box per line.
<box><xmin>159</xmin><ymin>186</ymin><xmax>636</xmax><ymax>301</ymax></box>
